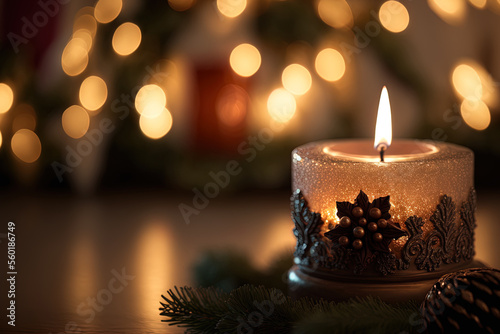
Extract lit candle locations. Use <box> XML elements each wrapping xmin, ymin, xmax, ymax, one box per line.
<box><xmin>293</xmin><ymin>87</ymin><xmax>473</xmax><ymax>227</ymax></box>
<box><xmin>289</xmin><ymin>87</ymin><xmax>476</xmax><ymax>302</ymax></box>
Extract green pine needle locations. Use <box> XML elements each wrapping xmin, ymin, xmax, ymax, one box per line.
<box><xmin>159</xmin><ymin>286</ymin><xmax>229</xmax><ymax>333</ymax></box>
<box><xmin>160</xmin><ymin>285</ymin><xmax>421</xmax><ymax>333</ymax></box>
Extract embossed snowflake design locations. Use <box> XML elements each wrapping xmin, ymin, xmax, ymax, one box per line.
<box><xmin>325</xmin><ymin>190</ymin><xmax>406</xmax><ymax>274</ymax></box>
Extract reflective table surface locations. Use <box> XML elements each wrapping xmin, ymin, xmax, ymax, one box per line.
<box><xmin>0</xmin><ymin>190</ymin><xmax>498</xmax><ymax>333</ymax></box>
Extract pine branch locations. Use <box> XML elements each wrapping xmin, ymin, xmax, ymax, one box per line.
<box><xmin>159</xmin><ymin>286</ymin><xmax>229</xmax><ymax>333</ymax></box>
<box><xmin>293</xmin><ymin>296</ymin><xmax>420</xmax><ymax>334</ymax></box>
<box><xmin>159</xmin><ymin>286</ymin><xmax>421</xmax><ymax>334</ymax></box>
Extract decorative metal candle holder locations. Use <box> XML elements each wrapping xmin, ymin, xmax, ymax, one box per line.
<box><xmin>288</xmin><ymin>188</ymin><xmax>480</xmax><ymax>303</ymax></box>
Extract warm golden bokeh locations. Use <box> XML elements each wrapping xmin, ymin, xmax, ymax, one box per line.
<box><xmin>315</xmin><ymin>48</ymin><xmax>346</xmax><ymax>82</ymax></box>
<box><xmin>79</xmin><ymin>76</ymin><xmax>108</xmax><ymax>112</ymax></box>
<box><xmin>282</xmin><ymin>64</ymin><xmax>312</xmax><ymax>96</ymax></box>
<box><xmin>11</xmin><ymin>129</ymin><xmax>42</xmax><ymax>163</ymax></box>
<box><xmin>94</xmin><ymin>0</ymin><xmax>122</xmax><ymax>24</ymax></box>
<box><xmin>135</xmin><ymin>84</ymin><xmax>167</xmax><ymax>118</ymax></box>
<box><xmin>229</xmin><ymin>43</ymin><xmax>261</xmax><ymax>77</ymax></box>
<box><xmin>62</xmin><ymin>38</ymin><xmax>89</xmax><ymax>77</ymax></box>
<box><xmin>217</xmin><ymin>0</ymin><xmax>247</xmax><ymax>18</ymax></box>
<box><xmin>267</xmin><ymin>88</ymin><xmax>296</xmax><ymax>123</ymax></box>
<box><xmin>139</xmin><ymin>108</ymin><xmax>173</xmax><ymax>139</ymax></box>
<box><xmin>0</xmin><ymin>131</ymin><xmax>3</xmax><ymax>149</ymax></box>
<box><xmin>452</xmin><ymin>63</ymin><xmax>482</xmax><ymax>101</ymax></box>
<box><xmin>73</xmin><ymin>14</ymin><xmax>97</xmax><ymax>37</ymax></box>
<box><xmin>72</xmin><ymin>29</ymin><xmax>93</xmax><ymax>51</ymax></box>
<box><xmin>168</xmin><ymin>0</ymin><xmax>196</xmax><ymax>11</ymax></box>
<box><xmin>427</xmin><ymin>0</ymin><xmax>467</xmax><ymax>25</ymax></box>
<box><xmin>112</xmin><ymin>22</ymin><xmax>142</xmax><ymax>56</ymax></box>
<box><xmin>12</xmin><ymin>103</ymin><xmax>37</xmax><ymax>132</ymax></box>
<box><xmin>468</xmin><ymin>0</ymin><xmax>487</xmax><ymax>9</ymax></box>
<box><xmin>62</xmin><ymin>105</ymin><xmax>90</xmax><ymax>139</ymax></box>
<box><xmin>0</xmin><ymin>83</ymin><xmax>14</xmax><ymax>113</ymax></box>
<box><xmin>460</xmin><ymin>98</ymin><xmax>491</xmax><ymax>131</ymax></box>
<box><xmin>379</xmin><ymin>1</ymin><xmax>410</xmax><ymax>33</ymax></box>
<box><xmin>316</xmin><ymin>0</ymin><xmax>353</xmax><ymax>29</ymax></box>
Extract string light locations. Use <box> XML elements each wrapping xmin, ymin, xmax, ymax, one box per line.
<box><xmin>135</xmin><ymin>85</ymin><xmax>167</xmax><ymax>118</ymax></box>
<box><xmin>79</xmin><ymin>76</ymin><xmax>108</xmax><ymax>112</ymax></box>
<box><xmin>379</xmin><ymin>1</ymin><xmax>410</xmax><ymax>33</ymax></box>
<box><xmin>229</xmin><ymin>43</ymin><xmax>261</xmax><ymax>77</ymax></box>
<box><xmin>315</xmin><ymin>48</ymin><xmax>345</xmax><ymax>82</ymax></box>
<box><xmin>62</xmin><ymin>38</ymin><xmax>89</xmax><ymax>76</ymax></box>
<box><xmin>427</xmin><ymin>0</ymin><xmax>466</xmax><ymax>25</ymax></box>
<box><xmin>267</xmin><ymin>88</ymin><xmax>296</xmax><ymax>123</ymax></box>
<box><xmin>94</xmin><ymin>0</ymin><xmax>122</xmax><ymax>24</ymax></box>
<box><xmin>168</xmin><ymin>0</ymin><xmax>196</xmax><ymax>11</ymax></box>
<box><xmin>62</xmin><ymin>105</ymin><xmax>90</xmax><ymax>139</ymax></box>
<box><xmin>282</xmin><ymin>64</ymin><xmax>312</xmax><ymax>96</ymax></box>
<box><xmin>460</xmin><ymin>98</ymin><xmax>490</xmax><ymax>131</ymax></box>
<box><xmin>139</xmin><ymin>108</ymin><xmax>173</xmax><ymax>139</ymax></box>
<box><xmin>217</xmin><ymin>0</ymin><xmax>247</xmax><ymax>18</ymax></box>
<box><xmin>11</xmin><ymin>129</ymin><xmax>42</xmax><ymax>163</ymax></box>
<box><xmin>316</xmin><ymin>0</ymin><xmax>353</xmax><ymax>29</ymax></box>
<box><xmin>112</xmin><ymin>22</ymin><xmax>142</xmax><ymax>56</ymax></box>
<box><xmin>0</xmin><ymin>83</ymin><xmax>14</xmax><ymax>113</ymax></box>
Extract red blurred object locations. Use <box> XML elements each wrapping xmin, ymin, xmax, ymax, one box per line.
<box><xmin>1</xmin><ymin>1</ymin><xmax>63</xmax><ymax>67</ymax></box>
<box><xmin>192</xmin><ymin>63</ymin><xmax>249</xmax><ymax>156</ymax></box>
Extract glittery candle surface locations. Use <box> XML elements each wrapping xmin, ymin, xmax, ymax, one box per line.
<box><xmin>292</xmin><ymin>139</ymin><xmax>474</xmax><ymax>237</ymax></box>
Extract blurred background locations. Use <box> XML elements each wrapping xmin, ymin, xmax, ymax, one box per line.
<box><xmin>1</xmin><ymin>1</ymin><xmax>500</xmax><ymax>333</ymax></box>
<box><xmin>0</xmin><ymin>0</ymin><xmax>499</xmax><ymax>194</ymax></box>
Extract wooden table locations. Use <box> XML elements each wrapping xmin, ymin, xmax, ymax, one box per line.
<box><xmin>0</xmin><ymin>189</ymin><xmax>498</xmax><ymax>333</ymax></box>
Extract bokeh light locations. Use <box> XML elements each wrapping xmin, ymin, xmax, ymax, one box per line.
<box><xmin>217</xmin><ymin>0</ymin><xmax>247</xmax><ymax>18</ymax></box>
<box><xmin>62</xmin><ymin>105</ymin><xmax>90</xmax><ymax>139</ymax></box>
<box><xmin>460</xmin><ymin>98</ymin><xmax>490</xmax><ymax>130</ymax></box>
<box><xmin>168</xmin><ymin>0</ymin><xmax>196</xmax><ymax>11</ymax></box>
<box><xmin>72</xmin><ymin>29</ymin><xmax>93</xmax><ymax>51</ymax></box>
<box><xmin>0</xmin><ymin>131</ymin><xmax>2</xmax><ymax>149</ymax></box>
<box><xmin>315</xmin><ymin>48</ymin><xmax>346</xmax><ymax>82</ymax></box>
<box><xmin>427</xmin><ymin>0</ymin><xmax>466</xmax><ymax>25</ymax></box>
<box><xmin>468</xmin><ymin>0</ymin><xmax>486</xmax><ymax>9</ymax></box>
<box><xmin>379</xmin><ymin>1</ymin><xmax>410</xmax><ymax>33</ymax></box>
<box><xmin>0</xmin><ymin>83</ymin><xmax>14</xmax><ymax>113</ymax></box>
<box><xmin>79</xmin><ymin>76</ymin><xmax>108</xmax><ymax>112</ymax></box>
<box><xmin>12</xmin><ymin>104</ymin><xmax>36</xmax><ymax>132</ymax></box>
<box><xmin>452</xmin><ymin>63</ymin><xmax>482</xmax><ymax>101</ymax></box>
<box><xmin>73</xmin><ymin>14</ymin><xmax>97</xmax><ymax>37</ymax></box>
<box><xmin>267</xmin><ymin>88</ymin><xmax>296</xmax><ymax>123</ymax></box>
<box><xmin>135</xmin><ymin>84</ymin><xmax>167</xmax><ymax>118</ymax></box>
<box><xmin>317</xmin><ymin>0</ymin><xmax>353</xmax><ymax>29</ymax></box>
<box><xmin>229</xmin><ymin>43</ymin><xmax>261</xmax><ymax>77</ymax></box>
<box><xmin>94</xmin><ymin>0</ymin><xmax>122</xmax><ymax>24</ymax></box>
<box><xmin>139</xmin><ymin>108</ymin><xmax>173</xmax><ymax>139</ymax></box>
<box><xmin>471</xmin><ymin>63</ymin><xmax>498</xmax><ymax>107</ymax></box>
<box><xmin>282</xmin><ymin>64</ymin><xmax>312</xmax><ymax>96</ymax></box>
<box><xmin>216</xmin><ymin>84</ymin><xmax>248</xmax><ymax>127</ymax></box>
<box><xmin>11</xmin><ymin>129</ymin><xmax>42</xmax><ymax>163</ymax></box>
<box><xmin>62</xmin><ymin>38</ymin><xmax>89</xmax><ymax>76</ymax></box>
<box><xmin>112</xmin><ymin>22</ymin><xmax>142</xmax><ymax>56</ymax></box>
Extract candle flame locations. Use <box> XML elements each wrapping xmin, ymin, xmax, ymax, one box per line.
<box><xmin>374</xmin><ymin>86</ymin><xmax>392</xmax><ymax>151</ymax></box>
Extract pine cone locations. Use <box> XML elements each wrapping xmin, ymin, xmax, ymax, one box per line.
<box><xmin>421</xmin><ymin>268</ymin><xmax>500</xmax><ymax>333</ymax></box>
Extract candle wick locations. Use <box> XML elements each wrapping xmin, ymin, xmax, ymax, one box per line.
<box><xmin>380</xmin><ymin>146</ymin><xmax>386</xmax><ymax>162</ymax></box>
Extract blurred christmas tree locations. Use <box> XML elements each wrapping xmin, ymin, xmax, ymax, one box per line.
<box><xmin>0</xmin><ymin>0</ymin><xmax>499</xmax><ymax>193</ymax></box>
